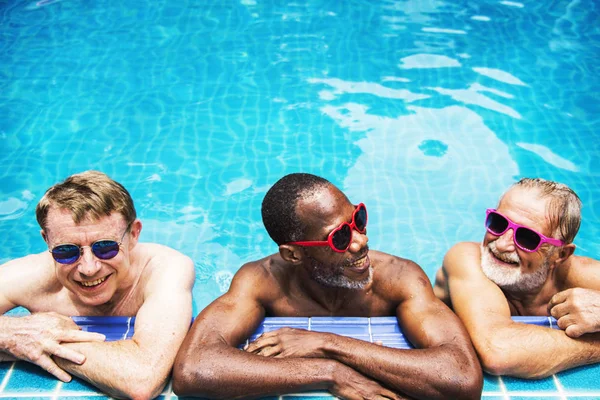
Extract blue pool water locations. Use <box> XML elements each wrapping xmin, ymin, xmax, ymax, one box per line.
<box><xmin>0</xmin><ymin>0</ymin><xmax>599</xmax><ymax>398</ymax></box>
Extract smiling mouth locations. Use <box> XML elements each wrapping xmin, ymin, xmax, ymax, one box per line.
<box><xmin>491</xmin><ymin>252</ymin><xmax>519</xmax><ymax>266</ymax></box>
<box><xmin>78</xmin><ymin>275</ymin><xmax>108</xmax><ymax>288</ymax></box>
<box><xmin>347</xmin><ymin>255</ymin><xmax>370</xmax><ymax>273</ymax></box>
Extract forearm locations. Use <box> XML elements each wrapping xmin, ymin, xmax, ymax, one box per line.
<box><xmin>480</xmin><ymin>323</ymin><xmax>600</xmax><ymax>378</ymax></box>
<box><xmin>173</xmin><ymin>343</ymin><xmax>341</xmax><ymax>399</ymax></box>
<box><xmin>55</xmin><ymin>340</ymin><xmax>169</xmax><ymax>400</ymax></box>
<box><xmin>324</xmin><ymin>334</ymin><xmax>480</xmax><ymax>400</ymax></box>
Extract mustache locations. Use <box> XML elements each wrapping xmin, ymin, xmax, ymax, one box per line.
<box><xmin>488</xmin><ymin>242</ymin><xmax>519</xmax><ymax>263</ymax></box>
<box><xmin>343</xmin><ymin>246</ymin><xmax>370</xmax><ymax>266</ymax></box>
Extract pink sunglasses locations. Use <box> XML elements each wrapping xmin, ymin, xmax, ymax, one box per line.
<box><xmin>485</xmin><ymin>209</ymin><xmax>564</xmax><ymax>252</ymax></box>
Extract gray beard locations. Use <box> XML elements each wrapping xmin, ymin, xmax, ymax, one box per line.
<box><xmin>307</xmin><ymin>255</ymin><xmax>373</xmax><ymax>290</ymax></box>
<box><xmin>480</xmin><ymin>243</ymin><xmax>550</xmax><ymax>292</ymax></box>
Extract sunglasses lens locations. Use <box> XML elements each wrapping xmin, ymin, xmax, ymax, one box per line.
<box><xmin>51</xmin><ymin>245</ymin><xmax>81</xmax><ymax>264</ymax></box>
<box><xmin>331</xmin><ymin>224</ymin><xmax>352</xmax><ymax>251</ymax></box>
<box><xmin>91</xmin><ymin>240</ymin><xmax>120</xmax><ymax>260</ymax></box>
<box><xmin>486</xmin><ymin>212</ymin><xmax>508</xmax><ymax>235</ymax></box>
<box><xmin>515</xmin><ymin>228</ymin><xmax>542</xmax><ymax>251</ymax></box>
<box><xmin>355</xmin><ymin>205</ymin><xmax>367</xmax><ymax>232</ymax></box>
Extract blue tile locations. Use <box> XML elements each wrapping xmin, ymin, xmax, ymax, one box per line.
<box><xmin>511</xmin><ymin>316</ymin><xmax>553</xmax><ymax>327</ymax></box>
<box><xmin>59</xmin><ymin>375</ymin><xmax>101</xmax><ymax>393</ymax></box>
<box><xmin>310</xmin><ymin>317</ymin><xmax>369</xmax><ymax>325</ymax></box>
<box><xmin>3</xmin><ymin>362</ymin><xmax>59</xmax><ymax>392</ymax></box>
<box><xmin>556</xmin><ymin>362</ymin><xmax>600</xmax><ymax>391</ymax></box>
<box><xmin>369</xmin><ymin>319</ymin><xmax>402</xmax><ymax>334</ymax></box>
<box><xmin>481</xmin><ymin>397</ymin><xmax>506</xmax><ymax>399</ymax></box>
<box><xmin>509</xmin><ymin>397</ymin><xmax>562</xmax><ymax>399</ymax></box>
<box><xmin>0</xmin><ymin>361</ymin><xmax>13</xmax><ymax>383</ymax></box>
<box><xmin>482</xmin><ymin>373</ymin><xmax>502</xmax><ymax>392</ymax></box>
<box><xmin>503</xmin><ymin>374</ymin><xmax>558</xmax><ymax>392</ymax></box>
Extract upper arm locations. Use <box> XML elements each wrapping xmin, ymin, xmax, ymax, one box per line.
<box><xmin>132</xmin><ymin>250</ymin><xmax>195</xmax><ymax>361</ymax></box>
<box><xmin>442</xmin><ymin>243</ymin><xmax>516</xmax><ymax>351</ymax></box>
<box><xmin>177</xmin><ymin>262</ymin><xmax>269</xmax><ymax>360</ymax></box>
<box><xmin>0</xmin><ymin>254</ymin><xmax>49</xmax><ymax>314</ymax></box>
<box><xmin>394</xmin><ymin>262</ymin><xmax>473</xmax><ymax>350</ymax></box>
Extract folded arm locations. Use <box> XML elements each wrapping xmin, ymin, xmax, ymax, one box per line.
<box><xmin>172</xmin><ymin>264</ymin><xmax>400</xmax><ymax>400</ymax></box>
<box><xmin>248</xmin><ymin>269</ymin><xmax>482</xmax><ymax>399</ymax></box>
<box><xmin>54</xmin><ymin>255</ymin><xmax>195</xmax><ymax>399</ymax></box>
<box><xmin>446</xmin><ymin>242</ymin><xmax>600</xmax><ymax>378</ymax></box>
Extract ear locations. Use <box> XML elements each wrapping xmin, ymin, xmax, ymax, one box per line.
<box><xmin>127</xmin><ymin>219</ymin><xmax>142</xmax><ymax>250</ymax></box>
<box><xmin>553</xmin><ymin>243</ymin><xmax>576</xmax><ymax>267</ymax></box>
<box><xmin>40</xmin><ymin>229</ymin><xmax>48</xmax><ymax>243</ymax></box>
<box><xmin>279</xmin><ymin>244</ymin><xmax>304</xmax><ymax>265</ymax></box>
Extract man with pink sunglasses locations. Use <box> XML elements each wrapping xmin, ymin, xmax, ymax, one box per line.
<box><xmin>174</xmin><ymin>173</ymin><xmax>482</xmax><ymax>400</ymax></box>
<box><xmin>434</xmin><ymin>177</ymin><xmax>600</xmax><ymax>378</ymax></box>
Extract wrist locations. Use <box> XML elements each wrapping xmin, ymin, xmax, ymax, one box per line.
<box><xmin>320</xmin><ymin>332</ymin><xmax>341</xmax><ymax>359</ymax></box>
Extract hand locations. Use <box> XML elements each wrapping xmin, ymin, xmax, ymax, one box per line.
<box><xmin>5</xmin><ymin>312</ymin><xmax>106</xmax><ymax>382</ymax></box>
<box><xmin>331</xmin><ymin>364</ymin><xmax>403</xmax><ymax>400</ymax></box>
<box><xmin>245</xmin><ymin>327</ymin><xmax>329</xmax><ymax>358</ymax></box>
<box><xmin>548</xmin><ymin>288</ymin><xmax>600</xmax><ymax>337</ymax></box>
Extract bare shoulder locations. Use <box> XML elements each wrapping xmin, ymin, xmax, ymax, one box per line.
<box><xmin>0</xmin><ymin>252</ymin><xmax>60</xmax><ymax>311</ymax></box>
<box><xmin>370</xmin><ymin>250</ymin><xmax>432</xmax><ymax>299</ymax></box>
<box><xmin>228</xmin><ymin>254</ymin><xmax>283</xmax><ymax>303</ymax></box>
<box><xmin>560</xmin><ymin>255</ymin><xmax>600</xmax><ymax>290</ymax></box>
<box><xmin>442</xmin><ymin>241</ymin><xmax>481</xmax><ymax>276</ymax></box>
<box><xmin>136</xmin><ymin>243</ymin><xmax>195</xmax><ymax>289</ymax></box>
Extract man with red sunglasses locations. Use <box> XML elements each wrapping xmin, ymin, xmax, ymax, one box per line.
<box><xmin>434</xmin><ymin>177</ymin><xmax>600</xmax><ymax>378</ymax></box>
<box><xmin>174</xmin><ymin>173</ymin><xmax>482</xmax><ymax>400</ymax></box>
<box><xmin>0</xmin><ymin>171</ymin><xmax>195</xmax><ymax>399</ymax></box>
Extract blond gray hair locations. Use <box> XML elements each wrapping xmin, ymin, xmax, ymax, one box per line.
<box><xmin>503</xmin><ymin>178</ymin><xmax>581</xmax><ymax>244</ymax></box>
<box><xmin>36</xmin><ymin>171</ymin><xmax>136</xmax><ymax>231</ymax></box>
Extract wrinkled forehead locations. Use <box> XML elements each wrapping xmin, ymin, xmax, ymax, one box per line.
<box><xmin>44</xmin><ymin>207</ymin><xmax>126</xmax><ymax>235</ymax></box>
<box><xmin>498</xmin><ymin>187</ymin><xmax>553</xmax><ymax>225</ymax></box>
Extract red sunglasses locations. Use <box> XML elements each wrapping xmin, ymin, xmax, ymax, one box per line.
<box><xmin>288</xmin><ymin>203</ymin><xmax>367</xmax><ymax>253</ymax></box>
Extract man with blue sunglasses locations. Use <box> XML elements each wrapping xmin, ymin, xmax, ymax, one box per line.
<box><xmin>173</xmin><ymin>173</ymin><xmax>482</xmax><ymax>400</ymax></box>
<box><xmin>0</xmin><ymin>171</ymin><xmax>195</xmax><ymax>399</ymax></box>
<box><xmin>434</xmin><ymin>178</ymin><xmax>600</xmax><ymax>377</ymax></box>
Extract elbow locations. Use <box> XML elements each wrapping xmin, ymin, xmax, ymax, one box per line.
<box><xmin>172</xmin><ymin>358</ymin><xmax>226</xmax><ymax>399</ymax></box>
<box><xmin>454</xmin><ymin>369</ymin><xmax>483</xmax><ymax>400</ymax></box>
<box><xmin>445</xmin><ymin>354</ymin><xmax>484</xmax><ymax>400</ymax></box>
<box><xmin>120</xmin><ymin>375</ymin><xmax>167</xmax><ymax>400</ymax></box>
<box><xmin>479</xmin><ymin>346</ymin><xmax>550</xmax><ymax>379</ymax></box>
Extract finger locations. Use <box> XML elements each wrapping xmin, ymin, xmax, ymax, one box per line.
<box><xmin>246</xmin><ymin>336</ymin><xmax>279</xmax><ymax>353</ymax></box>
<box><xmin>59</xmin><ymin>330</ymin><xmax>106</xmax><ymax>343</ymax></box>
<box><xmin>380</xmin><ymin>389</ymin><xmax>401</xmax><ymax>400</ymax></box>
<box><xmin>255</xmin><ymin>346</ymin><xmax>278</xmax><ymax>357</ymax></box>
<box><xmin>258</xmin><ymin>345</ymin><xmax>281</xmax><ymax>358</ymax></box>
<box><xmin>565</xmin><ymin>324</ymin><xmax>585</xmax><ymax>338</ymax></box>
<box><xmin>548</xmin><ymin>289</ymin><xmax>571</xmax><ymax>310</ymax></box>
<box><xmin>556</xmin><ymin>315</ymin><xmax>574</xmax><ymax>331</ymax></box>
<box><xmin>36</xmin><ymin>355</ymin><xmax>72</xmax><ymax>382</ymax></box>
<box><xmin>549</xmin><ymin>302</ymin><xmax>569</xmax><ymax>319</ymax></box>
<box><xmin>47</xmin><ymin>343</ymin><xmax>86</xmax><ymax>365</ymax></box>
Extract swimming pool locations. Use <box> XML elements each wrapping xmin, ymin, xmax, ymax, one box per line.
<box><xmin>1</xmin><ymin>0</ymin><xmax>598</xmax><ymax>398</ymax></box>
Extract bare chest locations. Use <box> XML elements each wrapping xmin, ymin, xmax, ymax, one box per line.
<box><xmin>26</xmin><ymin>287</ymin><xmax>145</xmax><ymax>317</ymax></box>
<box><xmin>264</xmin><ymin>290</ymin><xmax>396</xmax><ymax>317</ymax></box>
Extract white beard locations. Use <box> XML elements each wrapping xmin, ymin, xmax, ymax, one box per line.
<box><xmin>308</xmin><ymin>255</ymin><xmax>373</xmax><ymax>290</ymax></box>
<box><xmin>480</xmin><ymin>243</ymin><xmax>550</xmax><ymax>292</ymax></box>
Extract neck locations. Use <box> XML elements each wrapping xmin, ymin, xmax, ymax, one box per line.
<box><xmin>293</xmin><ymin>267</ymin><xmax>355</xmax><ymax>314</ymax></box>
<box><xmin>503</xmin><ymin>267</ymin><xmax>561</xmax><ymax>315</ymax></box>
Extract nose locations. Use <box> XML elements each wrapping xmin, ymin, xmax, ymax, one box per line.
<box><xmin>348</xmin><ymin>230</ymin><xmax>368</xmax><ymax>253</ymax></box>
<box><xmin>78</xmin><ymin>246</ymin><xmax>102</xmax><ymax>276</ymax></box>
<box><xmin>494</xmin><ymin>229</ymin><xmax>516</xmax><ymax>252</ymax></box>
